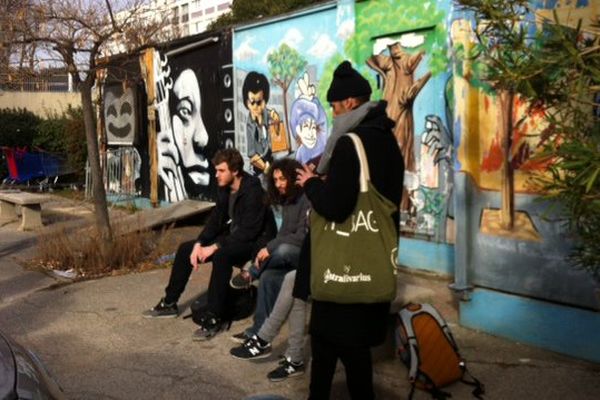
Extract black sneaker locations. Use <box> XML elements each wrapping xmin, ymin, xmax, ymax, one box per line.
<box><xmin>229</xmin><ymin>271</ymin><xmax>253</xmax><ymax>289</ymax></box>
<box><xmin>192</xmin><ymin>315</ymin><xmax>230</xmax><ymax>341</ymax></box>
<box><xmin>231</xmin><ymin>331</ymin><xmax>250</xmax><ymax>344</ymax></box>
<box><xmin>230</xmin><ymin>335</ymin><xmax>271</xmax><ymax>360</ymax></box>
<box><xmin>142</xmin><ymin>298</ymin><xmax>178</xmax><ymax>318</ymax></box>
<box><xmin>267</xmin><ymin>357</ymin><xmax>305</xmax><ymax>382</ymax></box>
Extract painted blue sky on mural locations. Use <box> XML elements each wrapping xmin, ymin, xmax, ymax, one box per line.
<box><xmin>233</xmin><ymin>6</ymin><xmax>348</xmax><ymax>76</ymax></box>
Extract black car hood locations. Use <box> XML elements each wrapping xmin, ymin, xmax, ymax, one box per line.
<box><xmin>0</xmin><ymin>331</ymin><xmax>65</xmax><ymax>400</ymax></box>
<box><xmin>0</xmin><ymin>331</ymin><xmax>17</xmax><ymax>400</ymax></box>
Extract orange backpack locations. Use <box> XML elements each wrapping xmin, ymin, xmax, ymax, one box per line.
<box><xmin>395</xmin><ymin>303</ymin><xmax>485</xmax><ymax>399</ymax></box>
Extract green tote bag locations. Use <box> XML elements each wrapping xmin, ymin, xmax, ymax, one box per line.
<box><xmin>310</xmin><ymin>133</ymin><xmax>398</xmax><ymax>304</ymax></box>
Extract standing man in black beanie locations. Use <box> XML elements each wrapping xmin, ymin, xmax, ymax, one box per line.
<box><xmin>295</xmin><ymin>60</ymin><xmax>404</xmax><ymax>399</ymax></box>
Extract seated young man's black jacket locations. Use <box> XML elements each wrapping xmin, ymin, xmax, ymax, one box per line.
<box><xmin>196</xmin><ymin>171</ymin><xmax>275</xmax><ymax>249</ymax></box>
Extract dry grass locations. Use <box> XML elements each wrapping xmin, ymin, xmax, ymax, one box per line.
<box><xmin>34</xmin><ymin>220</ymin><xmax>176</xmax><ymax>279</ymax></box>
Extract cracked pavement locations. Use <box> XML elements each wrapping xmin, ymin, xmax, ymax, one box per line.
<box><xmin>0</xmin><ymin>197</ymin><xmax>599</xmax><ymax>399</ymax></box>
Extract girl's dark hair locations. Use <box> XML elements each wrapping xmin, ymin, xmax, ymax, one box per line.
<box><xmin>267</xmin><ymin>158</ymin><xmax>303</xmax><ymax>205</ymax></box>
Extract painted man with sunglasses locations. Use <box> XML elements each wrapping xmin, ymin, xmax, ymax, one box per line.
<box><xmin>242</xmin><ymin>71</ymin><xmax>280</xmax><ymax>175</ymax></box>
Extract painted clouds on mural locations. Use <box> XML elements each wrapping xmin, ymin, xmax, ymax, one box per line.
<box><xmin>337</xmin><ymin>20</ymin><xmax>354</xmax><ymax>40</ymax></box>
<box><xmin>232</xmin><ymin>7</ymin><xmax>340</xmax><ymax>77</ymax></box>
<box><xmin>235</xmin><ymin>37</ymin><xmax>259</xmax><ymax>61</ymax></box>
<box><xmin>281</xmin><ymin>28</ymin><xmax>304</xmax><ymax>48</ymax></box>
<box><xmin>336</xmin><ymin>0</ymin><xmax>355</xmax><ymax>40</ymax></box>
<box><xmin>308</xmin><ymin>34</ymin><xmax>338</xmax><ymax>59</ymax></box>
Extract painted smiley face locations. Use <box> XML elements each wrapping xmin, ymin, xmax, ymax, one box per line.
<box><xmin>104</xmin><ymin>86</ymin><xmax>136</xmax><ymax>143</ymax></box>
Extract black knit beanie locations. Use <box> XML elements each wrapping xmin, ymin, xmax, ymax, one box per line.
<box><xmin>326</xmin><ymin>60</ymin><xmax>372</xmax><ymax>102</ymax></box>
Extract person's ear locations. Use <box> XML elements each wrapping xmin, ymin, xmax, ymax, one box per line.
<box><xmin>348</xmin><ymin>97</ymin><xmax>360</xmax><ymax>110</ymax></box>
<box><xmin>343</xmin><ymin>98</ymin><xmax>354</xmax><ymax>111</ymax></box>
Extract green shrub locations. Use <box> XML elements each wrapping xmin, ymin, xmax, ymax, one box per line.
<box><xmin>0</xmin><ymin>106</ymin><xmax>87</xmax><ymax>181</ymax></box>
<box><xmin>63</xmin><ymin>106</ymin><xmax>87</xmax><ymax>178</ymax></box>
<box><xmin>0</xmin><ymin>108</ymin><xmax>40</xmax><ymax>147</ymax></box>
<box><xmin>34</xmin><ymin>111</ymin><xmax>67</xmax><ymax>154</ymax></box>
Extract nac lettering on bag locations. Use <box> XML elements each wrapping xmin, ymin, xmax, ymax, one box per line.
<box><xmin>323</xmin><ymin>210</ymin><xmax>379</xmax><ymax>237</ymax></box>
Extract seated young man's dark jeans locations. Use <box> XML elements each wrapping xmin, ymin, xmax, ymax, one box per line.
<box><xmin>164</xmin><ymin>239</ymin><xmax>256</xmax><ymax>319</ymax></box>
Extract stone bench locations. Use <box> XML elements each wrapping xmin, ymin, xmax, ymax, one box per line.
<box><xmin>0</xmin><ymin>191</ymin><xmax>51</xmax><ymax>230</ymax></box>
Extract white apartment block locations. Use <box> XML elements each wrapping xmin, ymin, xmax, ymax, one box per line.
<box><xmin>153</xmin><ymin>0</ymin><xmax>233</xmax><ymax>37</ymax></box>
<box><xmin>105</xmin><ymin>0</ymin><xmax>232</xmax><ymax>56</ymax></box>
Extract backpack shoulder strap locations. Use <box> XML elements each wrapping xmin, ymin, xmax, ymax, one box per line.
<box><xmin>398</xmin><ymin>307</ymin><xmax>420</xmax><ymax>381</ymax></box>
<box><xmin>460</xmin><ymin>364</ymin><xmax>486</xmax><ymax>399</ymax></box>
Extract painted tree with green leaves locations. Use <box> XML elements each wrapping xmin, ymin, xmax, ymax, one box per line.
<box><xmin>267</xmin><ymin>43</ymin><xmax>307</xmax><ymax>144</ymax></box>
<box><xmin>457</xmin><ymin>0</ymin><xmax>600</xmax><ymax>281</ymax></box>
<box><xmin>347</xmin><ymin>0</ymin><xmax>448</xmax><ymax>85</ymax></box>
<box><xmin>455</xmin><ymin>0</ymin><xmax>544</xmax><ymax>230</ymax></box>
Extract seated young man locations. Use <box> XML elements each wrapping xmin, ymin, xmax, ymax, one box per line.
<box><xmin>230</xmin><ymin>158</ymin><xmax>309</xmax><ymax>342</ymax></box>
<box><xmin>143</xmin><ymin>148</ymin><xmax>275</xmax><ymax>341</ymax></box>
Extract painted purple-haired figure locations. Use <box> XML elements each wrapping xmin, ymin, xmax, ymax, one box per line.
<box><xmin>289</xmin><ymin>73</ymin><xmax>328</xmax><ymax>166</ymax></box>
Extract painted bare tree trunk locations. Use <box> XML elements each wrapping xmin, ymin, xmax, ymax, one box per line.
<box><xmin>368</xmin><ymin>46</ymin><xmax>431</xmax><ymax>213</ymax></box>
<box><xmin>498</xmin><ymin>89</ymin><xmax>515</xmax><ymax>229</ymax></box>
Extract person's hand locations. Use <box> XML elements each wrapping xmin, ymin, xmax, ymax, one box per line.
<box><xmin>199</xmin><ymin>244</ymin><xmax>219</xmax><ymax>264</ymax></box>
<box><xmin>190</xmin><ymin>243</ymin><xmax>202</xmax><ymax>271</ymax></box>
<box><xmin>256</xmin><ymin>248</ymin><xmax>270</xmax><ymax>265</ymax></box>
<box><xmin>296</xmin><ymin>164</ymin><xmax>317</xmax><ymax>188</ymax></box>
<box><xmin>190</xmin><ymin>243</ymin><xmax>219</xmax><ymax>270</ymax></box>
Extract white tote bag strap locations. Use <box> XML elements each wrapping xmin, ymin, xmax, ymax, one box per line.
<box><xmin>346</xmin><ymin>133</ymin><xmax>370</xmax><ymax>193</ymax></box>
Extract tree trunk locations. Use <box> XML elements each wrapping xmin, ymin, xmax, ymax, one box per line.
<box><xmin>81</xmin><ymin>81</ymin><xmax>113</xmax><ymax>243</ymax></box>
<box><xmin>498</xmin><ymin>89</ymin><xmax>515</xmax><ymax>230</ymax></box>
<box><xmin>282</xmin><ymin>84</ymin><xmax>290</xmax><ymax>152</ymax></box>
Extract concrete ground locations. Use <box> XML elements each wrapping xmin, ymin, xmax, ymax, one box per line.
<box><xmin>0</xmin><ymin>195</ymin><xmax>599</xmax><ymax>400</ymax></box>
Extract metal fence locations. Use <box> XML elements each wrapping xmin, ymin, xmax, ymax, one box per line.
<box><xmin>85</xmin><ymin>147</ymin><xmax>142</xmax><ymax>201</ymax></box>
<box><xmin>0</xmin><ymin>71</ymin><xmax>73</xmax><ymax>92</ymax></box>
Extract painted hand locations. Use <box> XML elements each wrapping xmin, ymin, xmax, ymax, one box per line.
<box><xmin>297</xmin><ymin>72</ymin><xmax>316</xmax><ymax>100</ymax></box>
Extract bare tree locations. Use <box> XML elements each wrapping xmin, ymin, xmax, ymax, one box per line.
<box><xmin>0</xmin><ymin>1</ymin><xmax>34</xmax><ymax>74</ymax></box>
<box><xmin>4</xmin><ymin>0</ymin><xmax>171</xmax><ymax>246</ymax></box>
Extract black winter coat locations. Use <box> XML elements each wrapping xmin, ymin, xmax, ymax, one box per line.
<box><xmin>197</xmin><ymin>172</ymin><xmax>276</xmax><ymax>249</ymax></box>
<box><xmin>294</xmin><ymin>101</ymin><xmax>404</xmax><ymax>347</ymax></box>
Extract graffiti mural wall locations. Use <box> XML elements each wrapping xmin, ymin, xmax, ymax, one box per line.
<box><xmin>449</xmin><ymin>1</ymin><xmax>599</xmax><ymax>309</ymax></box>
<box><xmin>232</xmin><ymin>3</ymin><xmax>345</xmax><ymax>175</ymax></box>
<box><xmin>352</xmin><ymin>0</ymin><xmax>454</xmax><ymax>242</ymax></box>
<box><xmin>101</xmin><ymin>31</ymin><xmax>232</xmax><ymax>204</ymax></box>
<box><xmin>102</xmin><ymin>57</ymin><xmax>149</xmax><ymax>200</ymax></box>
<box><xmin>153</xmin><ymin>31</ymin><xmax>233</xmax><ymax>202</ymax></box>
<box><xmin>233</xmin><ymin>0</ymin><xmax>455</xmax><ymax>242</ymax></box>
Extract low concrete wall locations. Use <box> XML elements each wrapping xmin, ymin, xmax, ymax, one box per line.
<box><xmin>460</xmin><ymin>288</ymin><xmax>600</xmax><ymax>363</ymax></box>
<box><xmin>0</xmin><ymin>91</ymin><xmax>81</xmax><ymax>117</ymax></box>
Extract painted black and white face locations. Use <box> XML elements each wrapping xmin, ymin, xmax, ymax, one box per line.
<box><xmin>171</xmin><ymin>69</ymin><xmax>210</xmax><ymax>191</ymax></box>
<box><xmin>104</xmin><ymin>86</ymin><xmax>136</xmax><ymax>144</ymax></box>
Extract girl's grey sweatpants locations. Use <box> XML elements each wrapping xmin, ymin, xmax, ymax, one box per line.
<box><xmin>257</xmin><ymin>270</ymin><xmax>307</xmax><ymax>364</ymax></box>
